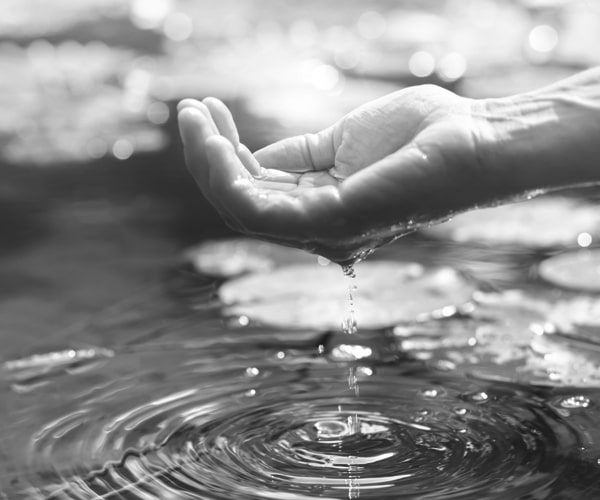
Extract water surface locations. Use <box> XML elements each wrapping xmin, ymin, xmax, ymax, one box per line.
<box><xmin>4</xmin><ymin>216</ymin><xmax>600</xmax><ymax>499</ymax></box>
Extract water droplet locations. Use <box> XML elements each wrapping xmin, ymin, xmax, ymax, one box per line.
<box><xmin>348</xmin><ymin>368</ymin><xmax>359</xmax><ymax>396</ymax></box>
<box><xmin>317</xmin><ymin>256</ymin><xmax>331</xmax><ymax>266</ymax></box>
<box><xmin>342</xmin><ymin>264</ymin><xmax>355</xmax><ymax>278</ymax></box>
<box><xmin>245</xmin><ymin>389</ymin><xmax>257</xmax><ymax>397</ymax></box>
<box><xmin>341</xmin><ymin>315</ymin><xmax>358</xmax><ymax>335</ymax></box>
<box><xmin>355</xmin><ymin>366</ymin><xmax>373</xmax><ymax>377</ymax></box>
<box><xmin>455</xmin><ymin>408</ymin><xmax>468</xmax><ymax>416</ymax></box>
<box><xmin>464</xmin><ymin>391</ymin><xmax>489</xmax><ymax>404</ymax></box>
<box><xmin>530</xmin><ymin>323</ymin><xmax>545</xmax><ymax>336</ymax></box>
<box><xmin>341</xmin><ymin>267</ymin><xmax>358</xmax><ymax>335</ymax></box>
<box><xmin>330</xmin><ymin>344</ymin><xmax>373</xmax><ymax>361</ymax></box>
<box><xmin>245</xmin><ymin>367</ymin><xmax>260</xmax><ymax>377</ymax></box>
<box><xmin>237</xmin><ymin>315</ymin><xmax>250</xmax><ymax>327</ymax></box>
<box><xmin>439</xmin><ymin>305</ymin><xmax>457</xmax><ymax>318</ymax></box>
<box><xmin>347</xmin><ymin>414</ymin><xmax>360</xmax><ymax>435</ymax></box>
<box><xmin>560</xmin><ymin>395</ymin><xmax>591</xmax><ymax>409</ymax></box>
<box><xmin>421</xmin><ymin>388</ymin><xmax>439</xmax><ymax>399</ymax></box>
<box><xmin>276</xmin><ymin>351</ymin><xmax>286</xmax><ymax>360</ymax></box>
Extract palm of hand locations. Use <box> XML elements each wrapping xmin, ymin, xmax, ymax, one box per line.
<box><xmin>178</xmin><ymin>86</ymin><xmax>480</xmax><ymax>263</ymax></box>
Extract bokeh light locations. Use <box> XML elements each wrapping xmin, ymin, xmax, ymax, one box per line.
<box><xmin>356</xmin><ymin>11</ymin><xmax>387</xmax><ymax>40</ymax></box>
<box><xmin>146</xmin><ymin>101</ymin><xmax>170</xmax><ymax>125</ymax></box>
<box><xmin>577</xmin><ymin>232</ymin><xmax>593</xmax><ymax>247</ymax></box>
<box><xmin>129</xmin><ymin>0</ymin><xmax>171</xmax><ymax>30</ymax></box>
<box><xmin>408</xmin><ymin>50</ymin><xmax>436</xmax><ymax>78</ymax></box>
<box><xmin>86</xmin><ymin>137</ymin><xmax>108</xmax><ymax>159</ymax></box>
<box><xmin>163</xmin><ymin>11</ymin><xmax>193</xmax><ymax>42</ymax></box>
<box><xmin>528</xmin><ymin>24</ymin><xmax>559</xmax><ymax>53</ymax></box>
<box><xmin>437</xmin><ymin>52</ymin><xmax>467</xmax><ymax>81</ymax></box>
<box><xmin>112</xmin><ymin>138</ymin><xmax>134</xmax><ymax>160</ymax></box>
<box><xmin>2</xmin><ymin>0</ymin><xmax>600</xmax><ymax>166</ymax></box>
<box><xmin>310</xmin><ymin>64</ymin><xmax>340</xmax><ymax>91</ymax></box>
<box><xmin>289</xmin><ymin>20</ymin><xmax>318</xmax><ymax>49</ymax></box>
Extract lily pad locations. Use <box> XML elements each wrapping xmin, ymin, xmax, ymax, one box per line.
<box><xmin>184</xmin><ymin>238</ymin><xmax>316</xmax><ymax>279</ymax></box>
<box><xmin>218</xmin><ymin>261</ymin><xmax>475</xmax><ymax>330</ymax></box>
<box><xmin>538</xmin><ymin>249</ymin><xmax>600</xmax><ymax>292</ymax></box>
<box><xmin>547</xmin><ymin>296</ymin><xmax>600</xmax><ymax>333</ymax></box>
<box><xmin>423</xmin><ymin>197</ymin><xmax>600</xmax><ymax>249</ymax></box>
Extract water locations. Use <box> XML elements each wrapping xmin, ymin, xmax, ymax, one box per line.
<box><xmin>6</xmin><ymin>242</ymin><xmax>600</xmax><ymax>500</ymax></box>
<box><xmin>341</xmin><ymin>264</ymin><xmax>360</xmax><ymax>438</ymax></box>
<box><xmin>7</xmin><ymin>334</ymin><xmax>599</xmax><ymax>500</ymax></box>
<box><xmin>341</xmin><ymin>264</ymin><xmax>358</xmax><ymax>338</ymax></box>
<box><xmin>5</xmin><ymin>173</ymin><xmax>600</xmax><ymax>499</ymax></box>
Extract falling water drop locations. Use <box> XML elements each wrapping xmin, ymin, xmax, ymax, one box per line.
<box><xmin>341</xmin><ymin>264</ymin><xmax>358</xmax><ymax>336</ymax></box>
<box><xmin>340</xmin><ymin>263</ymin><xmax>361</xmax><ymax>471</ymax></box>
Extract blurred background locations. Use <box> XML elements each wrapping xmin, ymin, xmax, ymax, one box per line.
<box><xmin>1</xmin><ymin>0</ymin><xmax>600</xmax><ymax>359</ymax></box>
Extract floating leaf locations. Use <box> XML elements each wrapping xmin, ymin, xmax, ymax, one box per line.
<box><xmin>219</xmin><ymin>261</ymin><xmax>475</xmax><ymax>330</ymax></box>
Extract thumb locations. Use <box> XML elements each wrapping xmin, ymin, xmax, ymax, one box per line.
<box><xmin>254</xmin><ymin>124</ymin><xmax>337</xmax><ymax>172</ymax></box>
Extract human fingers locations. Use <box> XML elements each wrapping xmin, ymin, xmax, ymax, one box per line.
<box><xmin>202</xmin><ymin>97</ymin><xmax>263</xmax><ymax>177</ymax></box>
<box><xmin>254</xmin><ymin>125</ymin><xmax>338</xmax><ymax>172</ymax></box>
<box><xmin>206</xmin><ymin>137</ymin><xmax>359</xmax><ymax>258</ymax></box>
<box><xmin>178</xmin><ymin>106</ymin><xmax>221</xmax><ymax>199</ymax></box>
<box><xmin>177</xmin><ymin>99</ymin><xmax>219</xmax><ymax>135</ymax></box>
<box><xmin>179</xmin><ymin>98</ymin><xmax>262</xmax><ymax>179</ymax></box>
<box><xmin>204</xmin><ymin>136</ymin><xmax>301</xmax><ymax>233</ymax></box>
<box><xmin>205</xmin><ymin>135</ymin><xmax>351</xmax><ymax>245</ymax></box>
<box><xmin>236</xmin><ymin>143</ymin><xmax>261</xmax><ymax>177</ymax></box>
<box><xmin>202</xmin><ymin>97</ymin><xmax>240</xmax><ymax>148</ymax></box>
<box><xmin>206</xmin><ymin>136</ymin><xmax>345</xmax><ymax>236</ymax></box>
<box><xmin>180</xmin><ymin>97</ymin><xmax>240</xmax><ymax>148</ymax></box>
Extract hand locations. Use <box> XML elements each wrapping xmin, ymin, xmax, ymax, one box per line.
<box><xmin>177</xmin><ymin>86</ymin><xmax>494</xmax><ymax>264</ymax></box>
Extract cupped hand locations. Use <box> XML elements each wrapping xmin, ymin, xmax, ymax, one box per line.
<box><xmin>177</xmin><ymin>86</ymin><xmax>493</xmax><ymax>264</ymax></box>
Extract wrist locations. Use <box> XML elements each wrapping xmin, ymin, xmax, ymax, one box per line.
<box><xmin>473</xmin><ymin>71</ymin><xmax>600</xmax><ymax>197</ymax></box>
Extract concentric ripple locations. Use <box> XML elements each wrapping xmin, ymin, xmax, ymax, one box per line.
<box><xmin>13</xmin><ymin>338</ymin><xmax>598</xmax><ymax>500</ymax></box>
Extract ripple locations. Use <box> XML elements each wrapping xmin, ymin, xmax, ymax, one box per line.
<box><xmin>15</xmin><ymin>345</ymin><xmax>594</xmax><ymax>500</ymax></box>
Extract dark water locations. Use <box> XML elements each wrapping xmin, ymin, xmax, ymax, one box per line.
<box><xmin>4</xmin><ymin>216</ymin><xmax>600</xmax><ymax>499</ymax></box>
